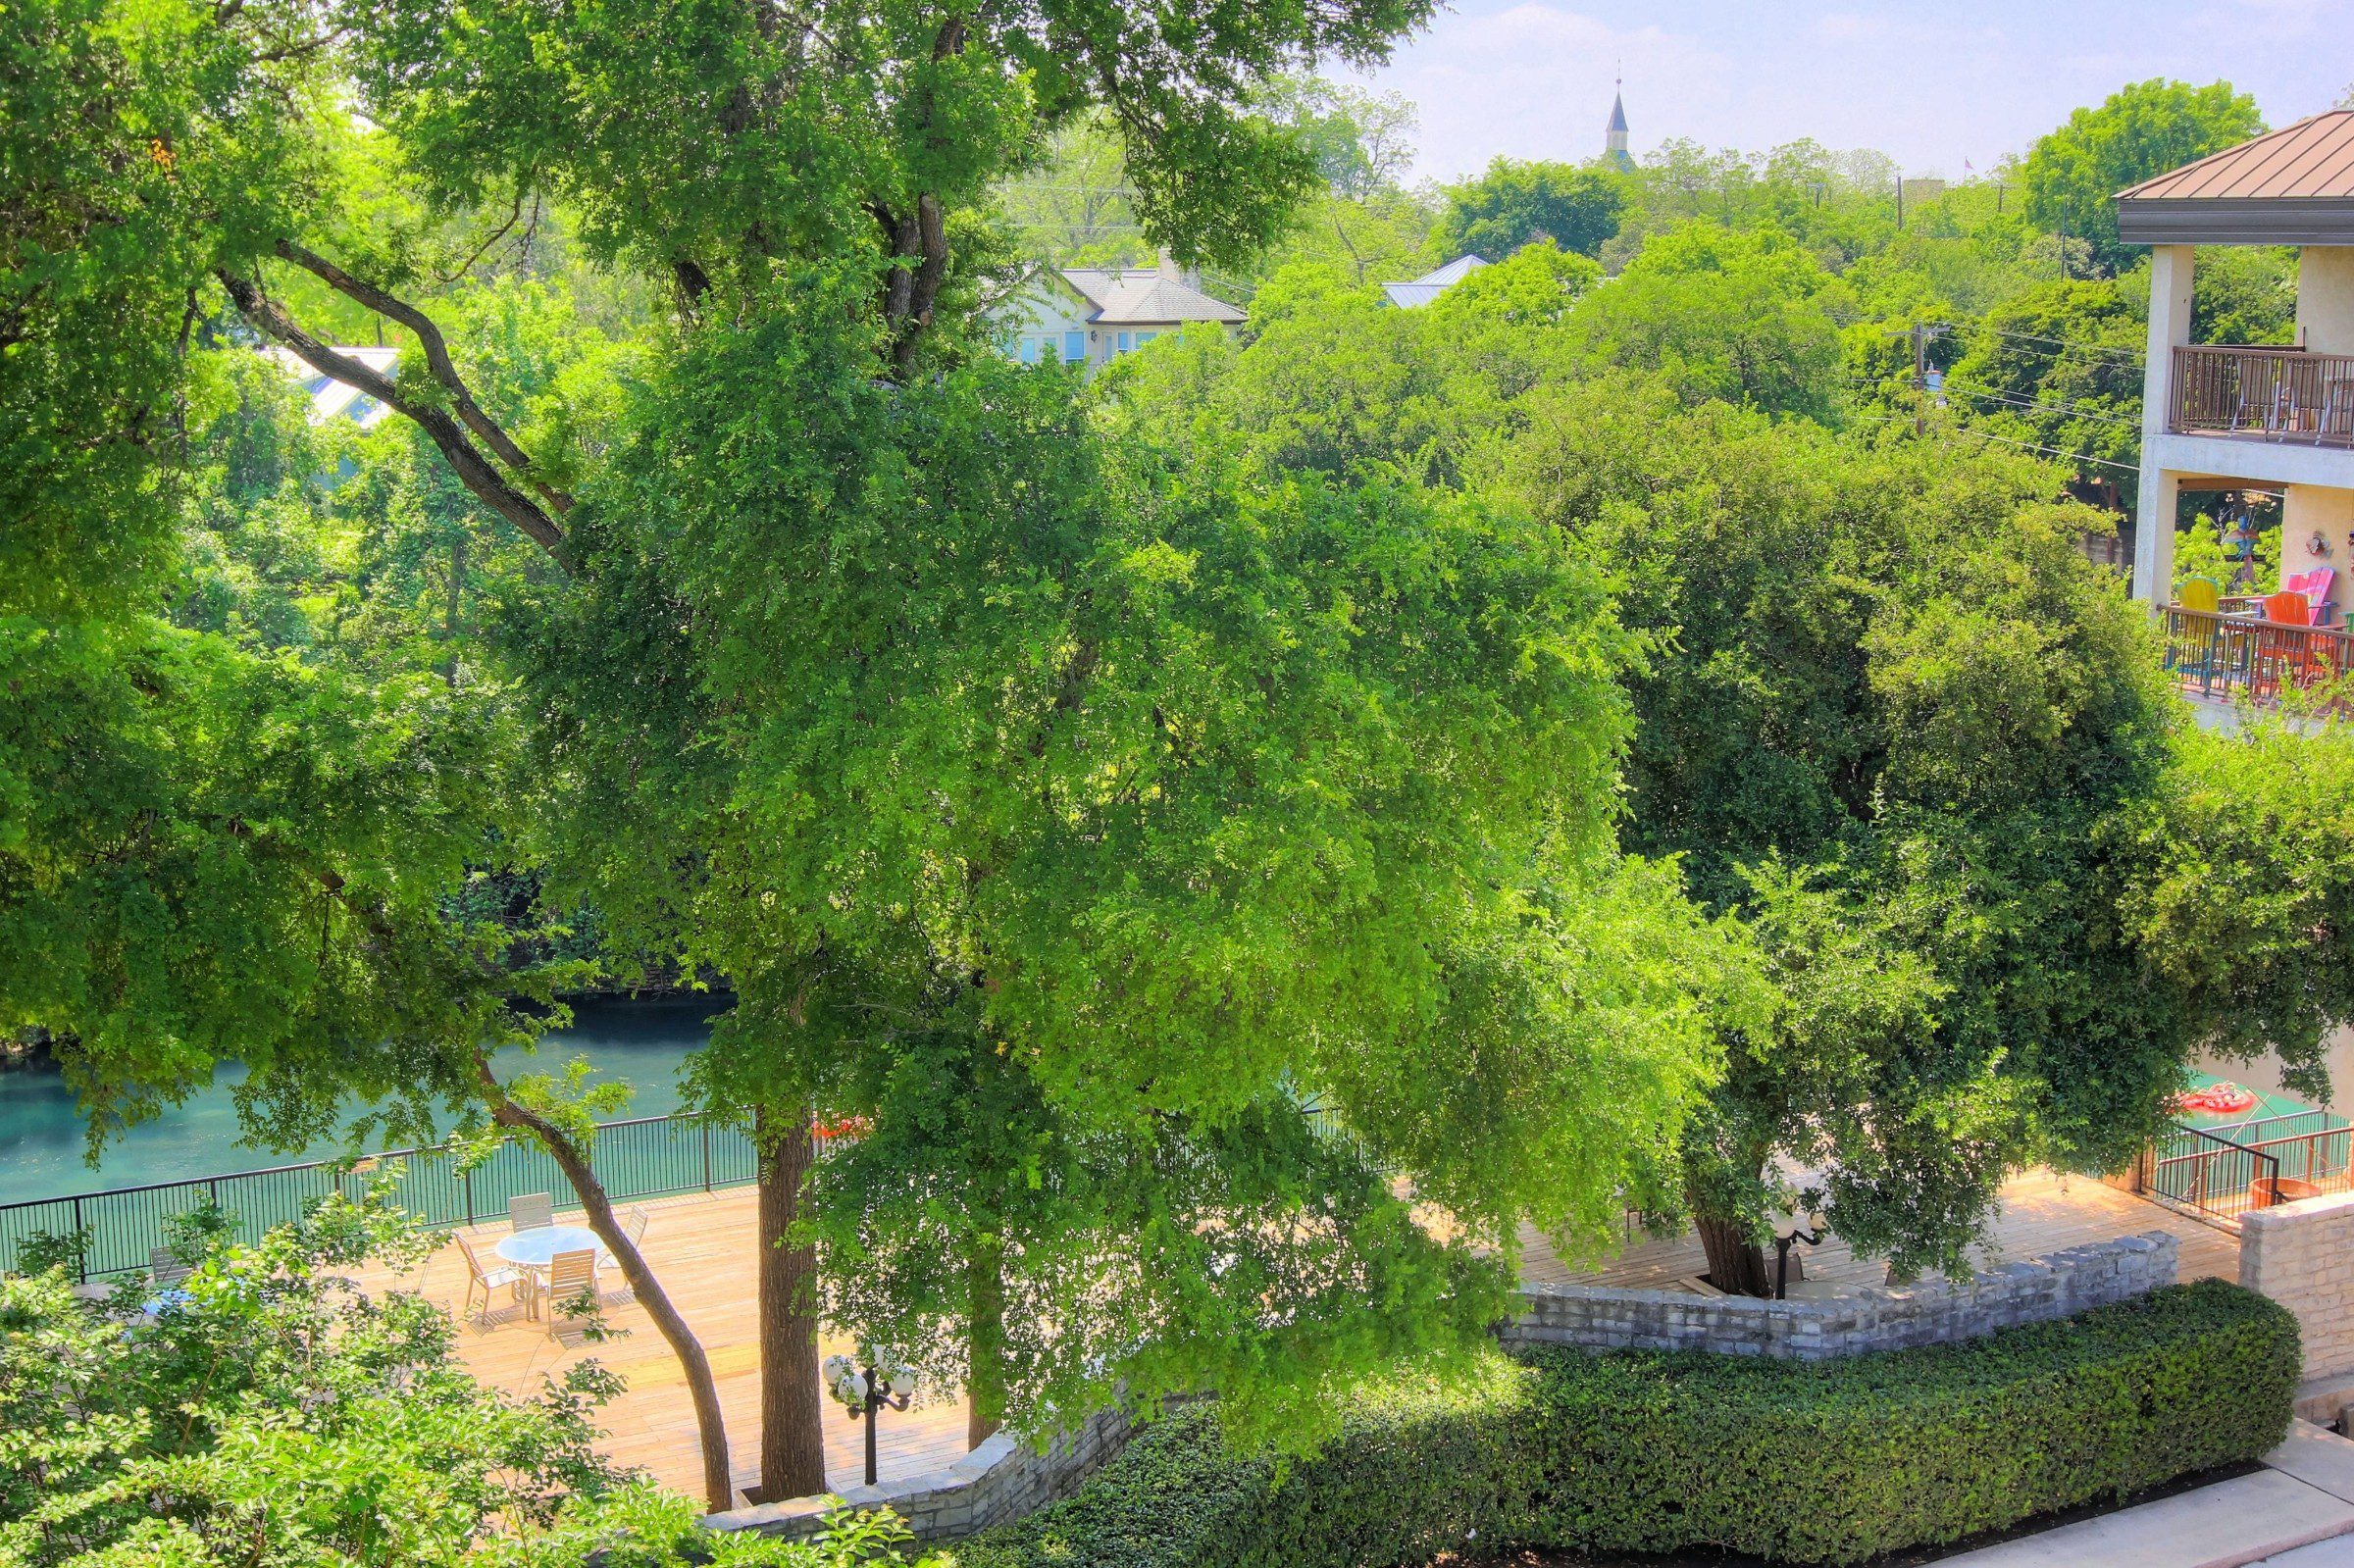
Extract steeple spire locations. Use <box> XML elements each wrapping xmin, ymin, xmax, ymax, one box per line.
<box><xmin>1604</xmin><ymin>65</ymin><xmax>1632</xmax><ymax>168</ymax></box>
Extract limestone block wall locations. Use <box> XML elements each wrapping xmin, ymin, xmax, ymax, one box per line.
<box><xmin>1498</xmin><ymin>1232</ymin><xmax>2179</xmax><ymax>1360</ymax></box>
<box><xmin>703</xmin><ymin>1403</ymin><xmax>1131</xmax><ymax>1544</ymax></box>
<box><xmin>704</xmin><ymin>1234</ymin><xmax>2179</xmax><ymax>1543</ymax></box>
<box><xmin>2243</xmin><ymin>1191</ymin><xmax>2354</xmax><ymax>1381</ymax></box>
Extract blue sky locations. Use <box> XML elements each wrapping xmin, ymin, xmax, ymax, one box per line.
<box><xmin>1348</xmin><ymin>0</ymin><xmax>2354</xmax><ymax>182</ymax></box>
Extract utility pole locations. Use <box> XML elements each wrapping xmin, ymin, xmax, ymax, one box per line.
<box><xmin>1896</xmin><ymin>175</ymin><xmax>1905</xmax><ymax>229</ymax></box>
<box><xmin>1894</xmin><ymin>322</ymin><xmax>1946</xmax><ymax>436</ymax></box>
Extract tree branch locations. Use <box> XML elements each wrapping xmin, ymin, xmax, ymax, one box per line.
<box><xmin>216</xmin><ymin>269</ymin><xmax>570</xmax><ymax>564</ymax></box>
<box><xmin>273</xmin><ymin>240</ymin><xmax>574</xmax><ymax>518</ymax></box>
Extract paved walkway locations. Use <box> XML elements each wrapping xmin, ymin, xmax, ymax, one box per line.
<box><xmin>1517</xmin><ymin>1169</ymin><xmax>2240</xmax><ymax>1292</ymax></box>
<box><xmin>1940</xmin><ymin>1422</ymin><xmax>2354</xmax><ymax>1568</ymax></box>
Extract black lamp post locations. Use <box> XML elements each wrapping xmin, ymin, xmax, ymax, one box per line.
<box><xmin>828</xmin><ymin>1354</ymin><xmax>912</xmax><ymax>1487</ymax></box>
<box><xmin>1771</xmin><ymin>1211</ymin><xmax>1826</xmax><ymax>1301</ymax></box>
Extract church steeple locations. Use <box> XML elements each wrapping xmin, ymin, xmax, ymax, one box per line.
<box><xmin>1605</xmin><ymin>69</ymin><xmax>1632</xmax><ymax>169</ymax></box>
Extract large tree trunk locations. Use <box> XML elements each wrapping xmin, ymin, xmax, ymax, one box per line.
<box><xmin>965</xmin><ymin>1226</ymin><xmax>1007</xmax><ymax>1448</ymax></box>
<box><xmin>755</xmin><ymin>1106</ymin><xmax>828</xmax><ymax>1500</ymax></box>
<box><xmin>1693</xmin><ymin>1212</ymin><xmax>1773</xmax><ymax>1299</ymax></box>
<box><xmin>478</xmin><ymin>1064</ymin><xmax>734</xmax><ymax>1510</ymax></box>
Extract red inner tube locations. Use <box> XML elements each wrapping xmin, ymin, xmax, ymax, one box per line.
<box><xmin>2173</xmin><ymin>1083</ymin><xmax>2260</xmax><ymax>1117</ymax></box>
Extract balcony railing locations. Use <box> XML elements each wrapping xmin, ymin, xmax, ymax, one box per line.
<box><xmin>2169</xmin><ymin>344</ymin><xmax>2354</xmax><ymax>449</ymax></box>
<box><xmin>2163</xmin><ymin>606</ymin><xmax>2354</xmax><ymax>708</ymax></box>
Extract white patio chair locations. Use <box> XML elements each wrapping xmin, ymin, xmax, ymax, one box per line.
<box><xmin>452</xmin><ymin>1231</ymin><xmax>528</xmax><ymax>1326</ymax></box>
<box><xmin>148</xmin><ymin>1246</ymin><xmax>192</xmax><ymax>1288</ymax></box>
<box><xmin>507</xmin><ymin>1191</ymin><xmax>554</xmax><ymax>1232</ymax></box>
<box><xmin>542</xmin><ymin>1248</ymin><xmax>600</xmax><ymax>1339</ymax></box>
<box><xmin>597</xmin><ymin>1205</ymin><xmax>648</xmax><ymax>1255</ymax></box>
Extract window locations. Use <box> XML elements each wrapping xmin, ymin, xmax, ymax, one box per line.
<box><xmin>1136</xmin><ymin>331</ymin><xmax>1157</xmax><ymax>347</ymax></box>
<box><xmin>1115</xmin><ymin>331</ymin><xmax>1132</xmax><ymax>354</ymax></box>
<box><xmin>1018</xmin><ymin>335</ymin><xmax>1042</xmax><ymax>365</ymax></box>
<box><xmin>1063</xmin><ymin>330</ymin><xmax>1086</xmax><ymax>363</ymax></box>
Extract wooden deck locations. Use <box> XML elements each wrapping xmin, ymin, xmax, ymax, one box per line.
<box><xmin>1517</xmin><ymin>1169</ymin><xmax>2241</xmax><ymax>1291</ymax></box>
<box><xmin>366</xmin><ymin>1170</ymin><xmax>2233</xmax><ymax>1506</ymax></box>
<box><xmin>360</xmin><ymin>1187</ymin><xmax>973</xmax><ymax>1506</ymax></box>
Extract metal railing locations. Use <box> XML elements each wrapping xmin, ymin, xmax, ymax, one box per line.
<box><xmin>2162</xmin><ymin>606</ymin><xmax>2354</xmax><ymax>708</ymax></box>
<box><xmin>0</xmin><ymin>1111</ymin><xmax>758</xmax><ymax>1282</ymax></box>
<box><xmin>2149</xmin><ymin>1123</ymin><xmax>2280</xmax><ymax>1225</ymax></box>
<box><xmin>2170</xmin><ymin>344</ymin><xmax>2354</xmax><ymax>449</ymax></box>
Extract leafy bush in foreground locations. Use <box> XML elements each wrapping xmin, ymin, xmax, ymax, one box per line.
<box><xmin>955</xmin><ymin>1280</ymin><xmax>2296</xmax><ymax>1568</ymax></box>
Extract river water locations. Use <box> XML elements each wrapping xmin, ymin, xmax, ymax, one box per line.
<box><xmin>0</xmin><ymin>996</ymin><xmax>719</xmax><ymax>1207</ymax></box>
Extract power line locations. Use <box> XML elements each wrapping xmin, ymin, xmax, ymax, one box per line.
<box><xmin>1848</xmin><ymin>414</ymin><xmax>2140</xmax><ymax>474</ymax></box>
<box><xmin>1956</xmin><ymin>325</ymin><xmax>2146</xmax><ymax>366</ymax></box>
<box><xmin>1942</xmin><ymin>383</ymin><xmax>2144</xmax><ymax>430</ymax></box>
<box><xmin>1954</xmin><ymin>429</ymin><xmax>2140</xmax><ymax>473</ymax></box>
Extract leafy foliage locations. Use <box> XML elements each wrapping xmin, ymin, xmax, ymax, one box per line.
<box><xmin>2023</xmin><ymin>79</ymin><xmax>2267</xmax><ymax>275</ymax></box>
<box><xmin>958</xmin><ymin>1281</ymin><xmax>2298</xmax><ymax>1568</ymax></box>
<box><xmin>1438</xmin><ymin>158</ymin><xmax>1627</xmax><ymax>261</ymax></box>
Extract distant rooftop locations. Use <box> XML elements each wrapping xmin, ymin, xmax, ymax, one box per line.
<box><xmin>2116</xmin><ymin>111</ymin><xmax>2354</xmax><ymax>245</ymax></box>
<box><xmin>1381</xmin><ymin>254</ymin><xmax>1489</xmax><ymax>309</ymax></box>
<box><xmin>1059</xmin><ymin>267</ymin><xmax>1246</xmax><ymax>326</ymax></box>
<box><xmin>265</xmin><ymin>345</ymin><xmax>400</xmax><ymax>429</ymax></box>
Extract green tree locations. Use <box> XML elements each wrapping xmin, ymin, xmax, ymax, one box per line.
<box><xmin>2023</xmin><ymin>79</ymin><xmax>2266</xmax><ymax>276</ymax></box>
<box><xmin>0</xmin><ymin>1189</ymin><xmax>928</xmax><ymax>1568</ymax></box>
<box><xmin>1499</xmin><ymin>382</ymin><xmax>2184</xmax><ymax>1287</ymax></box>
<box><xmin>1439</xmin><ymin>158</ymin><xmax>1626</xmax><ymax>260</ymax></box>
<box><xmin>518</xmin><ymin>321</ymin><xmax>1733</xmax><ymax>1444</ymax></box>
<box><xmin>1944</xmin><ymin>277</ymin><xmax>2146</xmax><ymax>512</ymax></box>
<box><xmin>1566</xmin><ymin>224</ymin><xmax>1848</xmax><ymax>421</ymax></box>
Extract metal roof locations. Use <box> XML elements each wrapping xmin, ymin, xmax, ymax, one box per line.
<box><xmin>1607</xmin><ymin>91</ymin><xmax>1628</xmax><ymax>135</ymax></box>
<box><xmin>1057</xmin><ymin>268</ymin><xmax>1246</xmax><ymax>326</ymax></box>
<box><xmin>264</xmin><ymin>344</ymin><xmax>401</xmax><ymax>429</ymax></box>
<box><xmin>1379</xmin><ymin>254</ymin><xmax>1489</xmax><ymax>309</ymax></box>
<box><xmin>2116</xmin><ymin>112</ymin><xmax>2354</xmax><ymax>245</ymax></box>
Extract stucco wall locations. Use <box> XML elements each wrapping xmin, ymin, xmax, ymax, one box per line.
<box><xmin>2298</xmin><ymin>246</ymin><xmax>2354</xmax><ymax>357</ymax></box>
<box><xmin>2243</xmin><ymin>1190</ymin><xmax>2354</xmax><ymax>1381</ymax></box>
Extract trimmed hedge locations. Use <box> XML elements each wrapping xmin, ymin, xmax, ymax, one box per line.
<box><xmin>953</xmin><ymin>1280</ymin><xmax>2298</xmax><ymax>1568</ymax></box>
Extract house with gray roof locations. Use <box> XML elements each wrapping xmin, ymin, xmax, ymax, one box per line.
<box><xmin>992</xmin><ymin>252</ymin><xmax>1246</xmax><ymax>371</ymax></box>
<box><xmin>1380</xmin><ymin>254</ymin><xmax>1490</xmax><ymax>309</ymax></box>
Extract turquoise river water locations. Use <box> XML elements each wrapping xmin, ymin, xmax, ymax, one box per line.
<box><xmin>0</xmin><ymin>996</ymin><xmax>718</xmax><ymax>1207</ymax></box>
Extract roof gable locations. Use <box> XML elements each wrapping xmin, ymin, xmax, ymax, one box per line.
<box><xmin>2118</xmin><ymin>112</ymin><xmax>2354</xmax><ymax>203</ymax></box>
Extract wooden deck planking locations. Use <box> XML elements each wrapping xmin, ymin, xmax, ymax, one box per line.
<box><xmin>363</xmin><ymin>1170</ymin><xmax>2233</xmax><ymax>1505</ymax></box>
<box><xmin>358</xmin><ymin>1187</ymin><xmax>974</xmax><ymax>1506</ymax></box>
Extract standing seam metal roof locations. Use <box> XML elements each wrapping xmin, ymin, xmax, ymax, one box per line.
<box><xmin>2117</xmin><ymin>112</ymin><xmax>2354</xmax><ymax>202</ymax></box>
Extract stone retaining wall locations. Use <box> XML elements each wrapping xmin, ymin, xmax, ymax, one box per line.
<box><xmin>704</xmin><ymin>1233</ymin><xmax>2178</xmax><ymax>1543</ymax></box>
<box><xmin>703</xmin><ymin>1403</ymin><xmax>1131</xmax><ymax>1544</ymax></box>
<box><xmin>2243</xmin><ymin>1191</ymin><xmax>2354</xmax><ymax>1383</ymax></box>
<box><xmin>1498</xmin><ymin>1231</ymin><xmax>2179</xmax><ymax>1360</ymax></box>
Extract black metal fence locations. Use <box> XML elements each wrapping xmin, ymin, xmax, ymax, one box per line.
<box><xmin>0</xmin><ymin>1111</ymin><xmax>757</xmax><ymax>1281</ymax></box>
<box><xmin>2149</xmin><ymin>1122</ymin><xmax>2282</xmax><ymax>1226</ymax></box>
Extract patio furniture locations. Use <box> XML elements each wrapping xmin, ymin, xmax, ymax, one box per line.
<box><xmin>454</xmin><ymin>1231</ymin><xmax>530</xmax><ymax>1325</ymax></box>
<box><xmin>2285</xmin><ymin>567</ymin><xmax>2338</xmax><ymax>628</ymax></box>
<box><xmin>493</xmin><ymin>1224</ymin><xmax>603</xmax><ymax>1320</ymax></box>
<box><xmin>508</xmin><ymin>1191</ymin><xmax>554</xmax><ymax>1233</ymax></box>
<box><xmin>541</xmin><ymin>1248</ymin><xmax>600</xmax><ymax>1338</ymax></box>
<box><xmin>597</xmin><ymin>1206</ymin><xmax>649</xmax><ymax>1269</ymax></box>
<box><xmin>2177</xmin><ymin>576</ymin><xmax>2222</xmax><ymax>614</ymax></box>
<box><xmin>148</xmin><ymin>1246</ymin><xmax>192</xmax><ymax>1288</ymax></box>
<box><xmin>2262</xmin><ymin>589</ymin><xmax>2313</xmax><ymax>627</ymax></box>
<box><xmin>2319</xmin><ymin>381</ymin><xmax>2354</xmax><ymax>445</ymax></box>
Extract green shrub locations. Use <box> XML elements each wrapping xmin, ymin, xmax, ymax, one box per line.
<box><xmin>953</xmin><ymin>1281</ymin><xmax>2297</xmax><ymax>1568</ymax></box>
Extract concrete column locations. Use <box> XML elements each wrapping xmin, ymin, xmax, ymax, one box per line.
<box><xmin>2134</xmin><ymin>245</ymin><xmax>2196</xmax><ymax>603</ymax></box>
<box><xmin>2297</xmin><ymin>246</ymin><xmax>2354</xmax><ymax>356</ymax></box>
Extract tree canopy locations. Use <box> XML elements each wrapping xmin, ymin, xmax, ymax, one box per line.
<box><xmin>2023</xmin><ymin>79</ymin><xmax>2267</xmax><ymax>276</ymax></box>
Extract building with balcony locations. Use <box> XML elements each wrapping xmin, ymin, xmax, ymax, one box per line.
<box><xmin>2124</xmin><ymin>112</ymin><xmax>2354</xmax><ymax>710</ymax></box>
